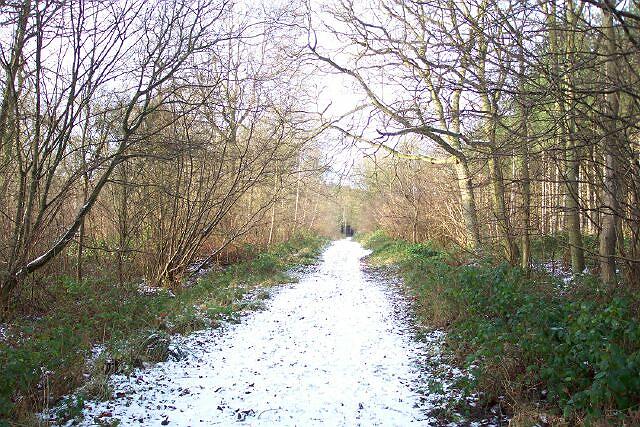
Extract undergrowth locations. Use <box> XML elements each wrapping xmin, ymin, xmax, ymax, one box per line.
<box><xmin>359</xmin><ymin>230</ymin><xmax>640</xmax><ymax>426</ymax></box>
<box><xmin>0</xmin><ymin>233</ymin><xmax>326</xmax><ymax>425</ymax></box>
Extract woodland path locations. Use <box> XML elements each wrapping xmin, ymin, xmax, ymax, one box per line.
<box><xmin>78</xmin><ymin>239</ymin><xmax>467</xmax><ymax>426</ymax></box>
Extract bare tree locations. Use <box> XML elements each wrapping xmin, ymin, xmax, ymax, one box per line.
<box><xmin>308</xmin><ymin>0</ymin><xmax>484</xmax><ymax>249</ymax></box>
<box><xmin>0</xmin><ymin>0</ymin><xmax>232</xmax><ymax>308</ymax></box>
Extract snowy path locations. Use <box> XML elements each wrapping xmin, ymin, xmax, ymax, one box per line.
<box><xmin>79</xmin><ymin>239</ymin><xmax>467</xmax><ymax>426</ymax></box>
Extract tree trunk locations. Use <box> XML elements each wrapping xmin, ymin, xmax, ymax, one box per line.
<box><xmin>517</xmin><ymin>44</ymin><xmax>531</xmax><ymax>270</ymax></box>
<box><xmin>412</xmin><ymin>203</ymin><xmax>419</xmax><ymax>244</ymax></box>
<box><xmin>293</xmin><ymin>153</ymin><xmax>302</xmax><ymax>234</ymax></box>
<box><xmin>0</xmin><ymin>1</ymin><xmax>30</xmax><ymax>150</ymax></box>
<box><xmin>561</xmin><ymin>0</ymin><xmax>585</xmax><ymax>273</ymax></box>
<box><xmin>489</xmin><ymin>151</ymin><xmax>520</xmax><ymax>264</ymax></box>
<box><xmin>599</xmin><ymin>6</ymin><xmax>620</xmax><ymax>285</ymax></box>
<box><xmin>0</xmin><ymin>275</ymin><xmax>17</xmax><ymax>316</ymax></box>
<box><xmin>564</xmin><ymin>146</ymin><xmax>585</xmax><ymax>273</ymax></box>
<box><xmin>520</xmin><ymin>150</ymin><xmax>532</xmax><ymax>269</ymax></box>
<box><xmin>267</xmin><ymin>164</ymin><xmax>278</xmax><ymax>247</ymax></box>
<box><xmin>454</xmin><ymin>161</ymin><xmax>481</xmax><ymax>249</ymax></box>
<box><xmin>77</xmin><ymin>218</ymin><xmax>85</xmax><ymax>282</ymax></box>
<box><xmin>629</xmin><ymin>167</ymin><xmax>640</xmax><ymax>288</ymax></box>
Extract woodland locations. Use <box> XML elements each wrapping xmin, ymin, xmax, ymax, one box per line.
<box><xmin>1</xmin><ymin>0</ymin><xmax>639</xmax><ymax>425</ymax></box>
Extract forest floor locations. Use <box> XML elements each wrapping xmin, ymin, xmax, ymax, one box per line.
<box><xmin>53</xmin><ymin>239</ymin><xmax>501</xmax><ymax>426</ymax></box>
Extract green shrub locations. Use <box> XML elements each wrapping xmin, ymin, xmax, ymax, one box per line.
<box><xmin>251</xmin><ymin>252</ymin><xmax>280</xmax><ymax>274</ymax></box>
<box><xmin>406</xmin><ymin>243</ymin><xmax>439</xmax><ymax>259</ymax></box>
<box><xmin>360</xmin><ymin>231</ymin><xmax>640</xmax><ymax>423</ymax></box>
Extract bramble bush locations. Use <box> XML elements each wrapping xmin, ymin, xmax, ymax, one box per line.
<box><xmin>360</xmin><ymin>231</ymin><xmax>640</xmax><ymax>423</ymax></box>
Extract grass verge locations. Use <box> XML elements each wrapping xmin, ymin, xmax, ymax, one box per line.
<box><xmin>0</xmin><ymin>233</ymin><xmax>327</xmax><ymax>425</ymax></box>
<box><xmin>359</xmin><ymin>230</ymin><xmax>640</xmax><ymax>426</ymax></box>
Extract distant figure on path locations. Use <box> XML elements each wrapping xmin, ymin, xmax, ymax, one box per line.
<box><xmin>341</xmin><ymin>224</ymin><xmax>354</xmax><ymax>237</ymax></box>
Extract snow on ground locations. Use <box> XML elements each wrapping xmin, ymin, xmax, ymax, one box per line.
<box><xmin>0</xmin><ymin>323</ymin><xmax>8</xmax><ymax>342</ymax></box>
<box><xmin>137</xmin><ymin>282</ymin><xmax>176</xmax><ymax>298</ymax></box>
<box><xmin>540</xmin><ymin>260</ymin><xmax>574</xmax><ymax>285</ymax></box>
<box><xmin>72</xmin><ymin>239</ymin><xmax>487</xmax><ymax>426</ymax></box>
<box><xmin>538</xmin><ymin>260</ymin><xmax>595</xmax><ymax>294</ymax></box>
